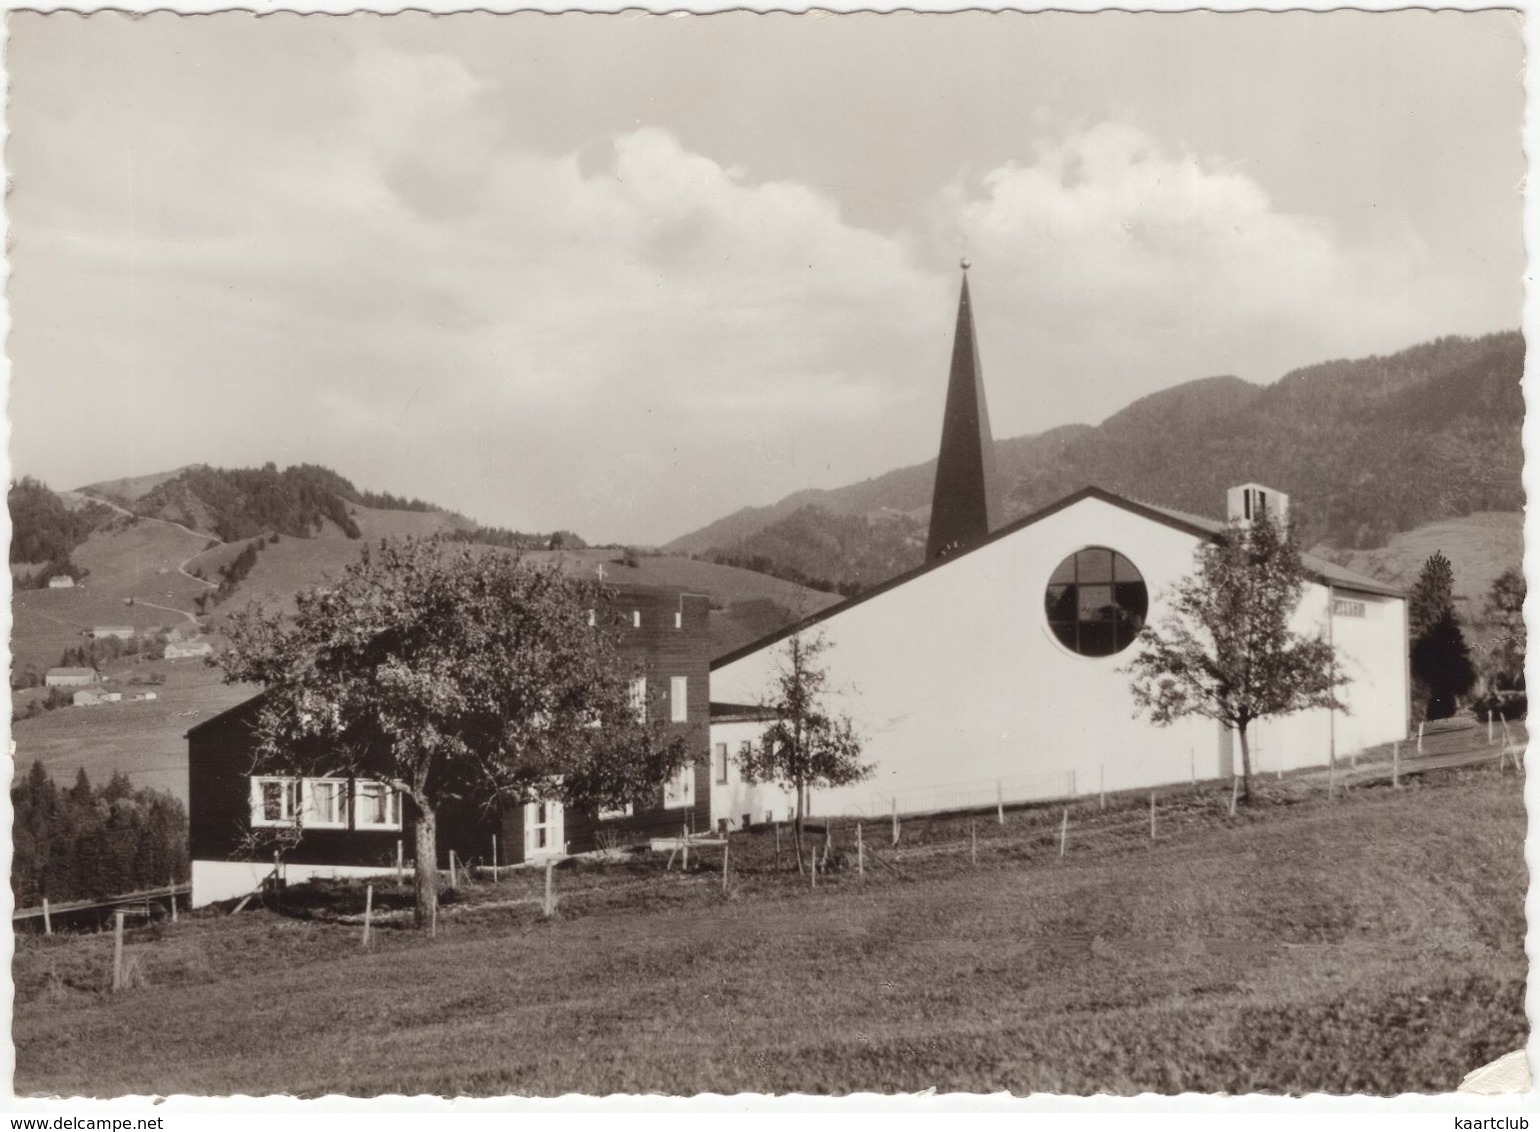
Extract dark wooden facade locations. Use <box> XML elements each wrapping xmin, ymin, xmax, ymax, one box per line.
<box><xmin>187</xmin><ymin>584</ymin><xmax>713</xmax><ymax>872</ymax></box>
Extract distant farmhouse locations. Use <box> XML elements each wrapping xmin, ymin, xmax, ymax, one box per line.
<box><xmin>705</xmin><ymin>270</ymin><xmax>1410</xmax><ymax>824</ymax></box>
<box><xmin>187</xmin><ymin>586</ymin><xmax>712</xmax><ymax>905</ymax></box>
<box><xmin>165</xmin><ymin>640</ymin><xmax>213</xmax><ymax>660</ymax></box>
<box><xmin>73</xmin><ymin>689</ymin><xmax>123</xmax><ymax>707</ymax></box>
<box><xmin>89</xmin><ymin>626</ymin><xmax>135</xmax><ymax>641</ymax></box>
<box><xmin>46</xmin><ymin>575</ymin><xmax>75</xmax><ymax>589</ymax></box>
<box><xmin>45</xmin><ymin>667</ymin><xmax>99</xmax><ymax>688</ymax></box>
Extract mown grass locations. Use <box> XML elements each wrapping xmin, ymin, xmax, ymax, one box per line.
<box><xmin>13</xmin><ymin>768</ymin><xmax>1526</xmax><ymax>1097</ymax></box>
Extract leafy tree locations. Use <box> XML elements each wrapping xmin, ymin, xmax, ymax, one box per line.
<box><xmin>217</xmin><ymin>536</ymin><xmax>687</xmax><ymax>930</ymax></box>
<box><xmin>1408</xmin><ymin>551</ymin><xmax>1476</xmax><ymax>719</ymax></box>
<box><xmin>1126</xmin><ymin>513</ymin><xmax>1348</xmax><ymax>804</ymax></box>
<box><xmin>1481</xmin><ymin>567</ymin><xmax>1526</xmax><ymax>692</ymax></box>
<box><xmin>735</xmin><ymin>631</ymin><xmax>871</xmax><ymax>868</ymax></box>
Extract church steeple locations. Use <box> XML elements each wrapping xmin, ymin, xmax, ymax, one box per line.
<box><xmin>926</xmin><ymin>261</ymin><xmax>1002</xmax><ymax>561</ymax></box>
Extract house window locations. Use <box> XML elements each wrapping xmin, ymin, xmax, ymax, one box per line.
<box><xmin>1332</xmin><ymin>598</ymin><xmax>1367</xmax><ymax>618</ymax></box>
<box><xmin>304</xmin><ymin>778</ymin><xmax>349</xmax><ymax>829</ymax></box>
<box><xmin>664</xmin><ymin>763</ymin><xmax>695</xmax><ymax>809</ymax></box>
<box><xmin>671</xmin><ymin>676</ymin><xmax>688</xmax><ymax>723</ymax></box>
<box><xmin>354</xmin><ymin>780</ymin><xmax>402</xmax><ymax>830</ymax></box>
<box><xmin>1045</xmin><ymin>547</ymin><xmax>1148</xmax><ymax>657</ymax></box>
<box><xmin>714</xmin><ymin>742</ymin><xmax>730</xmax><ymax>784</ymax></box>
<box><xmin>250</xmin><ymin>777</ymin><xmax>300</xmax><ymax>827</ymax></box>
<box><xmin>630</xmin><ymin>676</ymin><xmax>647</xmax><ymax>722</ymax></box>
<box><xmin>599</xmin><ymin>801</ymin><xmax>635</xmax><ymax>820</ymax></box>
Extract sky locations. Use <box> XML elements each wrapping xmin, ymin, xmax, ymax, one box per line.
<box><xmin>7</xmin><ymin>11</ymin><xmax>1525</xmax><ymax>545</ymax></box>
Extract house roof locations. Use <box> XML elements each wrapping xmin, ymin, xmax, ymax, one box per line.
<box><xmin>46</xmin><ymin>667</ymin><xmax>97</xmax><ymax>678</ymax></box>
<box><xmin>709</xmin><ymin>701</ymin><xmax>777</xmax><ymax>723</ymax></box>
<box><xmin>710</xmin><ymin>484</ymin><xmax>1407</xmax><ymax>671</ymax></box>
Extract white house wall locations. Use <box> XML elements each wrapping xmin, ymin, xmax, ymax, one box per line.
<box><xmin>711</xmin><ymin>496</ymin><xmax>1408</xmax><ymax>820</ymax></box>
<box><xmin>709</xmin><ymin>720</ymin><xmax>797</xmax><ymax>829</ymax></box>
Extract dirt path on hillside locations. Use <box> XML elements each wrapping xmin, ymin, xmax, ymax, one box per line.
<box><xmin>86</xmin><ymin>494</ymin><xmax>223</xmax><ymax>589</ymax></box>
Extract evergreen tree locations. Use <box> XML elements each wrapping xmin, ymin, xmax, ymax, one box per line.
<box><xmin>1482</xmin><ymin>567</ymin><xmax>1525</xmax><ymax>692</ymax></box>
<box><xmin>1408</xmin><ymin>551</ymin><xmax>1476</xmax><ymax>719</ymax></box>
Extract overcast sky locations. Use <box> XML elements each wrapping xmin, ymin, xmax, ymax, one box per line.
<box><xmin>8</xmin><ymin>11</ymin><xmax>1524</xmax><ymax>544</ymax></box>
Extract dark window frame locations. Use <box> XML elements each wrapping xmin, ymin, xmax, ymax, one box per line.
<box><xmin>1045</xmin><ymin>546</ymin><xmax>1149</xmax><ymax>657</ymax></box>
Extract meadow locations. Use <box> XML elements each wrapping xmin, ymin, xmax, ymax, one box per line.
<box><xmin>13</xmin><ymin>765</ymin><xmax>1526</xmax><ymax>1097</ymax></box>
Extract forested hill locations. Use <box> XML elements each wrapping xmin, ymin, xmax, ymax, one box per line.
<box><xmin>668</xmin><ymin>331</ymin><xmax>1522</xmax><ymax>589</ymax></box>
<box><xmin>9</xmin><ymin>477</ymin><xmax>113</xmax><ymax>566</ymax></box>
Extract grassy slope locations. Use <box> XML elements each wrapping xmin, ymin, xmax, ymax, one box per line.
<box><xmin>1318</xmin><ymin>511</ymin><xmax>1522</xmax><ymax>625</ymax></box>
<box><xmin>14</xmin><ymin>769</ymin><xmax>1526</xmax><ymax>1097</ymax></box>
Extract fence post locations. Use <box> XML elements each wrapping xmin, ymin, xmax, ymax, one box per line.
<box><xmin>1149</xmin><ymin>793</ymin><xmax>1156</xmax><ymax>841</ymax></box>
<box><xmin>396</xmin><ymin>839</ymin><xmax>404</xmax><ymax>884</ymax></box>
<box><xmin>42</xmin><ymin>897</ymin><xmax>51</xmax><ymax>936</ymax></box>
<box><xmin>1229</xmin><ymin>773</ymin><xmax>1239</xmax><ymax>816</ymax></box>
<box><xmin>543</xmin><ymin>859</ymin><xmax>555</xmax><ymax>918</ymax></box>
<box><xmin>111</xmin><ymin>910</ymin><xmax>126</xmax><ymax>992</ymax></box>
<box><xmin>1417</xmin><ymin>721</ymin><xmax>1424</xmax><ymax>755</ymax></box>
<box><xmin>892</xmin><ymin>797</ymin><xmax>900</xmax><ymax>845</ymax></box>
<box><xmin>722</xmin><ymin>838</ymin><xmax>730</xmax><ymax>894</ymax></box>
<box><xmin>1059</xmin><ymin>808</ymin><xmax>1068</xmax><ymax>858</ymax></box>
<box><xmin>362</xmin><ymin>884</ymin><xmax>373</xmax><ymax>948</ymax></box>
<box><xmin>169</xmin><ymin>875</ymin><xmax>179</xmax><ymax>923</ymax></box>
<box><xmin>971</xmin><ymin>820</ymin><xmax>977</xmax><ymax>867</ymax></box>
<box><xmin>1488</xmin><ymin>711</ymin><xmax>1495</xmax><ymax>745</ymax></box>
<box><xmin>823</xmin><ymin>823</ymin><xmax>832</xmax><ymax>867</ymax></box>
<box><xmin>492</xmin><ymin>834</ymin><xmax>499</xmax><ymax>872</ymax></box>
<box><xmin>810</xmin><ymin>851</ymin><xmax>817</xmax><ymax>889</ymax></box>
<box><xmin>997</xmin><ymin>781</ymin><xmax>1004</xmax><ymax>825</ymax></box>
<box><xmin>1393</xmin><ymin>741</ymin><xmax>1401</xmax><ymax>789</ymax></box>
<box><xmin>449</xmin><ymin>850</ymin><xmax>458</xmax><ymax>890</ymax></box>
<box><xmin>857</xmin><ymin>822</ymin><xmax>865</xmax><ymax>880</ymax></box>
<box><xmin>681</xmin><ymin>823</ymin><xmax>690</xmax><ymax>870</ymax></box>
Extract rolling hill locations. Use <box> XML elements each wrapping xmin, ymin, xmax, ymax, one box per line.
<box><xmin>667</xmin><ymin>331</ymin><xmax>1523</xmax><ymax>589</ymax></box>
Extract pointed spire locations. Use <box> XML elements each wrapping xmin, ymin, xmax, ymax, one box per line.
<box><xmin>927</xmin><ymin>261</ymin><xmax>1002</xmax><ymax>561</ymax></box>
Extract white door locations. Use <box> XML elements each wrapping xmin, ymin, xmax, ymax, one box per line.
<box><xmin>524</xmin><ymin>800</ymin><xmax>565</xmax><ymax>859</ymax></box>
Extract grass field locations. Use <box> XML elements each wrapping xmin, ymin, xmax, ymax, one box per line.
<box><xmin>13</xmin><ymin>765</ymin><xmax>1526</xmax><ymax>1097</ymax></box>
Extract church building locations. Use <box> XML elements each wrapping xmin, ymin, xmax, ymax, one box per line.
<box><xmin>707</xmin><ymin>267</ymin><xmax>1410</xmax><ymax>825</ymax></box>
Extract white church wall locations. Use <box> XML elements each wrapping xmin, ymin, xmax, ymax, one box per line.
<box><xmin>711</xmin><ymin>495</ymin><xmax>1409</xmax><ymax>819</ymax></box>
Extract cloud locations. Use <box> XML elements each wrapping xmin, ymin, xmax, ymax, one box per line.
<box><xmin>941</xmin><ymin>122</ymin><xmax>1483</xmax><ymax>429</ymax></box>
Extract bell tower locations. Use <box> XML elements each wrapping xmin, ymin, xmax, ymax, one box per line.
<box><xmin>926</xmin><ymin>260</ymin><xmax>1002</xmax><ymax>561</ymax></box>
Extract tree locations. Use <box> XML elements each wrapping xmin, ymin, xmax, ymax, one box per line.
<box><xmin>1408</xmin><ymin>551</ymin><xmax>1476</xmax><ymax>719</ymax></box>
<box><xmin>1481</xmin><ymin>567</ymin><xmax>1525</xmax><ymax>692</ymax></box>
<box><xmin>735</xmin><ymin>631</ymin><xmax>871</xmax><ymax>868</ymax></box>
<box><xmin>217</xmin><ymin>537</ymin><xmax>687</xmax><ymax>929</ymax></box>
<box><xmin>1125</xmin><ymin>513</ymin><xmax>1348</xmax><ymax>805</ymax></box>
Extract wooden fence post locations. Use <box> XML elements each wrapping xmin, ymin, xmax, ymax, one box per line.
<box><xmin>1229</xmin><ymin>773</ymin><xmax>1239</xmax><ymax>816</ymax></box>
<box><xmin>997</xmin><ymin>781</ymin><xmax>1004</xmax><ymax>825</ymax></box>
<box><xmin>892</xmin><ymin>798</ymin><xmax>900</xmax><ymax>845</ymax></box>
<box><xmin>492</xmin><ymin>834</ymin><xmax>499</xmax><ymax>872</ymax></box>
<box><xmin>856</xmin><ymin>822</ymin><xmax>865</xmax><ymax>880</ymax></box>
<box><xmin>1392</xmin><ymin>741</ymin><xmax>1401</xmax><ymax>789</ymax></box>
<box><xmin>111</xmin><ymin>910</ymin><xmax>126</xmax><ymax>992</ymax></box>
<box><xmin>430</xmin><ymin>898</ymin><xmax>437</xmax><ymax>938</ymax></box>
<box><xmin>543</xmin><ymin>859</ymin><xmax>555</xmax><ymax>918</ymax></box>
<box><xmin>42</xmin><ymin>898</ymin><xmax>51</xmax><ymax>936</ymax></box>
<box><xmin>1417</xmin><ymin>721</ymin><xmax>1424</xmax><ymax>755</ymax></box>
<box><xmin>362</xmin><ymin>884</ymin><xmax>373</xmax><ymax>949</ymax></box>
<box><xmin>169</xmin><ymin>875</ymin><xmax>178</xmax><ymax>923</ymax></box>
<box><xmin>449</xmin><ymin>850</ymin><xmax>458</xmax><ymax>890</ymax></box>
<box><xmin>681</xmin><ymin>823</ymin><xmax>690</xmax><ymax>870</ymax></box>
<box><xmin>1059</xmin><ymin>808</ymin><xmax>1068</xmax><ymax>858</ymax></box>
<box><xmin>810</xmin><ymin>851</ymin><xmax>817</xmax><ymax>889</ymax></box>
<box><xmin>722</xmin><ymin>838</ymin><xmax>730</xmax><ymax>894</ymax></box>
<box><xmin>823</xmin><ymin>823</ymin><xmax>832</xmax><ymax>867</ymax></box>
<box><xmin>396</xmin><ymin>839</ymin><xmax>404</xmax><ymax>884</ymax></box>
<box><xmin>1488</xmin><ymin>711</ymin><xmax>1495</xmax><ymax>745</ymax></box>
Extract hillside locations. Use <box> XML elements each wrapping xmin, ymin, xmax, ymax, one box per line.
<box><xmin>13</xmin><ymin>770</ymin><xmax>1525</xmax><ymax>1095</ymax></box>
<box><xmin>667</xmin><ymin>332</ymin><xmax>1523</xmax><ymax>587</ymax></box>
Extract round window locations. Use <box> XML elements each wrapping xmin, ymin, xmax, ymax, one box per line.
<box><xmin>1044</xmin><ymin>547</ymin><xmax>1149</xmax><ymax>657</ymax></box>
